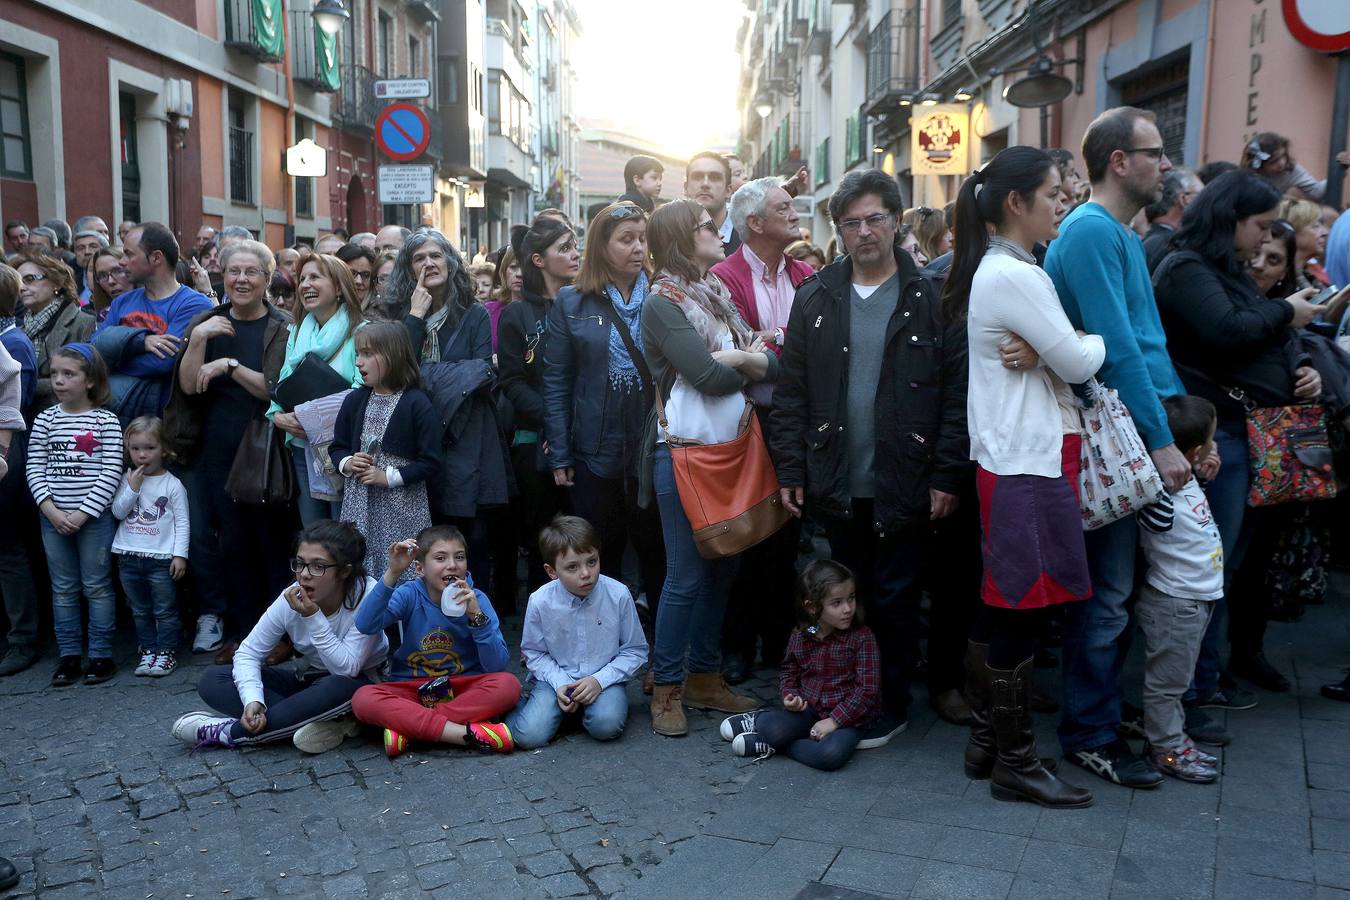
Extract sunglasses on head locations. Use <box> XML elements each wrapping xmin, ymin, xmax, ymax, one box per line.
<box><xmin>608</xmin><ymin>204</ymin><xmax>644</xmax><ymax>221</ymax></box>
<box><xmin>1269</xmin><ymin>219</ymin><xmax>1295</xmax><ymax>238</ymax></box>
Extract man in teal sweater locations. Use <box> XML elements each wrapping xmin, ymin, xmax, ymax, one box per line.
<box><xmin>1045</xmin><ymin>107</ymin><xmax>1190</xmax><ymax>791</ymax></box>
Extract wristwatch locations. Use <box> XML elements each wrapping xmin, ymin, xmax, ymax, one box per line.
<box><xmin>466</xmin><ymin>611</ymin><xmax>489</xmax><ymax>628</ymax></box>
<box><xmin>227</xmin><ymin>358</ymin><xmax>240</xmax><ymax>372</ymax></box>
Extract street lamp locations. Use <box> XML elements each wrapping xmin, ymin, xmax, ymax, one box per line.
<box><xmin>312</xmin><ymin>0</ymin><xmax>351</xmax><ymax>35</ymax></box>
<box><xmin>920</xmin><ymin>92</ymin><xmax>941</xmax><ymax>107</ymax></box>
<box><xmin>898</xmin><ymin>93</ymin><xmax>914</xmax><ymax>107</ymax></box>
<box><xmin>755</xmin><ymin>92</ymin><xmax>774</xmax><ymax>119</ymax></box>
<box><xmin>953</xmin><ymin>86</ymin><xmax>976</xmax><ymax>102</ymax></box>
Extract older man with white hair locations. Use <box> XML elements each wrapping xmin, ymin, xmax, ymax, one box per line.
<box><xmin>709</xmin><ymin>176</ymin><xmax>816</xmax><ymax>684</ymax></box>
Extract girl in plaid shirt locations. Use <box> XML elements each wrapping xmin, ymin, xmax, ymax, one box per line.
<box><xmin>719</xmin><ymin>560</ymin><xmax>881</xmax><ymax>770</ymax></box>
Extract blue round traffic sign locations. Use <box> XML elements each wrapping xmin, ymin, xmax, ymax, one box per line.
<box><xmin>375</xmin><ymin>102</ymin><xmax>431</xmax><ymax>162</ymax></box>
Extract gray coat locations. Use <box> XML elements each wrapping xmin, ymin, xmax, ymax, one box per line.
<box><xmin>31</xmin><ymin>299</ymin><xmax>96</xmax><ymax>411</ymax></box>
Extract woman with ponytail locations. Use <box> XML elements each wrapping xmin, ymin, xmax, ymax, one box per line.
<box><xmin>945</xmin><ymin>146</ymin><xmax>1105</xmax><ymax>809</ymax></box>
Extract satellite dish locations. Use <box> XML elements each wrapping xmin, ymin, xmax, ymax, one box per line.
<box><xmin>1002</xmin><ymin>56</ymin><xmax>1073</xmax><ymax>108</ymax></box>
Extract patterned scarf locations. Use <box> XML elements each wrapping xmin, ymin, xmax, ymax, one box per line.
<box><xmin>21</xmin><ymin>299</ymin><xmax>63</xmax><ymax>340</ymax></box>
<box><xmin>649</xmin><ymin>270</ymin><xmax>750</xmax><ymax>351</ymax></box>
<box><xmin>606</xmin><ymin>271</ymin><xmax>648</xmax><ymax>392</ymax></box>
<box><xmin>421</xmin><ymin>301</ymin><xmax>452</xmax><ymax>363</ymax></box>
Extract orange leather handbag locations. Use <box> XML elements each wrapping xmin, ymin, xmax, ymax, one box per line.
<box><xmin>657</xmin><ymin>395</ymin><xmax>791</xmax><ymax>559</ymax></box>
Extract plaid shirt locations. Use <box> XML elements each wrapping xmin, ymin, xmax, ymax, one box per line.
<box><xmin>778</xmin><ymin>625</ymin><xmax>882</xmax><ymax>728</ymax></box>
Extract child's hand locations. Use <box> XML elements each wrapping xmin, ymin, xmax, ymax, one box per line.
<box><xmin>41</xmin><ymin>501</ymin><xmax>73</xmax><ymax>534</ymax></box>
<box><xmin>128</xmin><ymin>464</ymin><xmax>146</xmax><ymax>493</ymax></box>
<box><xmin>240</xmin><ymin>702</ymin><xmax>267</xmax><ymax>734</ymax></box>
<box><xmin>809</xmin><ymin>717</ymin><xmax>838</xmax><ymax>741</ymax></box>
<box><xmin>350</xmin><ymin>452</ymin><xmax>374</xmax><ymax>473</ymax></box>
<box><xmin>461</xmin><ymin>585</ymin><xmax>483</xmax><ymax>620</ymax></box>
<box><xmin>387</xmin><ymin>539</ymin><xmax>417</xmax><ymax>573</ymax></box>
<box><xmin>64</xmin><ymin>510</ymin><xmax>88</xmax><ymax>533</ymax></box>
<box><xmin>358</xmin><ymin>465</ymin><xmax>389</xmax><ymax>487</ymax></box>
<box><xmin>555</xmin><ymin>684</ymin><xmax>578</xmax><ymax>713</ymax></box>
<box><xmin>782</xmin><ymin>693</ymin><xmax>807</xmax><ymax>712</ymax></box>
<box><xmin>170</xmin><ymin>556</ymin><xmax>187</xmax><ymax>580</ymax></box>
<box><xmin>284</xmin><ymin>584</ymin><xmax>320</xmax><ymax>617</ymax></box>
<box><xmin>567</xmin><ymin>676</ymin><xmax>602</xmax><ymax>706</ymax></box>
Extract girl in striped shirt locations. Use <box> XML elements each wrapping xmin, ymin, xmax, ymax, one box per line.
<box><xmin>25</xmin><ymin>343</ymin><xmax>124</xmax><ymax>687</ymax></box>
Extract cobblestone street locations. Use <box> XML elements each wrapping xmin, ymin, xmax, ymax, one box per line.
<box><xmin>1</xmin><ymin>585</ymin><xmax>1348</xmax><ymax>900</ymax></box>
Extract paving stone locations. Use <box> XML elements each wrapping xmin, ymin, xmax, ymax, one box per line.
<box><xmin>912</xmin><ymin>859</ymin><xmax>1016</xmax><ymax>899</ymax></box>
<box><xmin>821</xmin><ymin>847</ymin><xmax>924</xmax><ymax>897</ymax></box>
<box><xmin>569</xmin><ymin>840</ymin><xmax>624</xmax><ymax>871</ymax></box>
<box><xmin>1211</xmin><ymin>872</ymin><xmax>1315</xmax><ymax>900</ymax></box>
<box><xmin>1217</xmin><ymin>835</ymin><xmax>1315</xmax><ymax>883</ymax></box>
<box><xmin>1111</xmin><ymin>858</ymin><xmax>1214</xmax><ymax>900</ymax></box>
<box><xmin>521</xmin><ymin>849</ymin><xmax>575</xmax><ymax>877</ymax></box>
<box><xmin>1317</xmin><ymin>850</ymin><xmax>1350</xmax><ymax>890</ymax></box>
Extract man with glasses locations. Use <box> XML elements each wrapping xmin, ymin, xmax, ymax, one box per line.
<box><xmin>1142</xmin><ymin>168</ymin><xmax>1203</xmax><ymax>273</ymax></box>
<box><xmin>1045</xmin><ymin>106</ymin><xmax>1192</xmax><ymax>791</ymax></box>
<box><xmin>771</xmin><ymin>169</ymin><xmax>970</xmax><ymax>747</ymax></box>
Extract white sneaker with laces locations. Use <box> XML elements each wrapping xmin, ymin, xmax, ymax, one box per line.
<box><xmin>193</xmin><ymin>615</ymin><xmax>224</xmax><ymax>653</ymax></box>
<box><xmin>731</xmin><ymin>732</ymin><xmax>776</xmax><ymax>761</ymax></box>
<box><xmin>293</xmin><ymin>717</ymin><xmax>362</xmax><ymax>754</ymax></box>
<box><xmin>719</xmin><ymin>711</ymin><xmax>758</xmax><ymax>742</ymax></box>
<box><xmin>134</xmin><ymin>650</ymin><xmax>156</xmax><ymax>677</ymax></box>
<box><xmin>149</xmin><ymin>651</ymin><xmax>177</xmax><ymax>677</ymax></box>
<box><xmin>171</xmin><ymin>711</ymin><xmax>233</xmax><ymax>746</ymax></box>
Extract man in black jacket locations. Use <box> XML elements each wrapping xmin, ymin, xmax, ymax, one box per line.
<box><xmin>1142</xmin><ymin>168</ymin><xmax>1202</xmax><ymax>273</ymax></box>
<box><xmin>771</xmin><ymin>169</ymin><xmax>970</xmax><ymax>744</ymax></box>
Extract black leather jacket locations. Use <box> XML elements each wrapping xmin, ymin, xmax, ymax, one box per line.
<box><xmin>769</xmin><ymin>246</ymin><xmax>970</xmax><ymax>532</ymax></box>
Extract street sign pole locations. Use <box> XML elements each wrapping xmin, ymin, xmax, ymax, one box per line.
<box><xmin>1329</xmin><ymin>53</ymin><xmax>1350</xmax><ymax>208</ymax></box>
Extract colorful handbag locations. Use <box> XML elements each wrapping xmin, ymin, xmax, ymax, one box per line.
<box><xmin>1076</xmin><ymin>378</ymin><xmax>1168</xmax><ymax>530</ymax></box>
<box><xmin>1240</xmin><ymin>394</ymin><xmax>1338</xmax><ymax>506</ymax></box>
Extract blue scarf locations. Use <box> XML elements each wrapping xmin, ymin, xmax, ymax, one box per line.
<box><xmin>278</xmin><ymin>306</ymin><xmax>352</xmax><ymax>383</ymax></box>
<box><xmin>605</xmin><ymin>272</ymin><xmax>648</xmax><ymax>392</ymax></box>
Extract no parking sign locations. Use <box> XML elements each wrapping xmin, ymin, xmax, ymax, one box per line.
<box><xmin>1283</xmin><ymin>0</ymin><xmax>1350</xmax><ymax>53</ymax></box>
<box><xmin>374</xmin><ymin>102</ymin><xmax>432</xmax><ymax>162</ymax></box>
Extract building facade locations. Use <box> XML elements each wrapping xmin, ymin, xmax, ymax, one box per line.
<box><xmin>531</xmin><ymin>0</ymin><xmax>582</xmax><ymax>228</ymax></box>
<box><xmin>576</xmin><ymin>120</ymin><xmax>687</xmax><ymax>232</ymax></box>
<box><xmin>738</xmin><ymin>0</ymin><xmax>1350</xmax><ymax>240</ymax></box>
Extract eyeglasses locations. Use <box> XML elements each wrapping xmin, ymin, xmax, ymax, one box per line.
<box><xmin>288</xmin><ymin>557</ymin><xmax>336</xmax><ymax>577</ymax></box>
<box><xmin>224</xmin><ymin>267</ymin><xmax>265</xmax><ymax>279</ymax></box>
<box><xmin>837</xmin><ymin>213</ymin><xmax>893</xmax><ymax>235</ymax></box>
<box><xmin>1122</xmin><ymin>147</ymin><xmax>1168</xmax><ymax>161</ymax></box>
<box><xmin>20</xmin><ymin>273</ymin><xmax>48</xmax><ymax>285</ymax></box>
<box><xmin>694</xmin><ymin>220</ymin><xmax>718</xmax><ymax>236</ymax></box>
<box><xmin>609</xmin><ymin>204</ymin><xmax>644</xmax><ymax>221</ymax></box>
<box><xmin>95</xmin><ymin>267</ymin><xmax>127</xmax><ymax>283</ymax></box>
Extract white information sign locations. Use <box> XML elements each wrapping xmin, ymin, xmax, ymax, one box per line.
<box><xmin>378</xmin><ymin>165</ymin><xmax>435</xmax><ymax>204</ymax></box>
<box><xmin>375</xmin><ymin>79</ymin><xmax>432</xmax><ymax>100</ymax></box>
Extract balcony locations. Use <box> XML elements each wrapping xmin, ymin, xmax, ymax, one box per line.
<box><xmin>541</xmin><ymin>60</ymin><xmax>558</xmax><ymax>88</ymax></box>
<box><xmin>844</xmin><ymin>107</ymin><xmax>866</xmax><ymax>169</ymax></box>
<box><xmin>223</xmin><ymin>0</ymin><xmax>284</xmax><ymax>63</ymax></box>
<box><xmin>290</xmin><ymin>12</ymin><xmax>340</xmax><ymax>93</ymax></box>
<box><xmin>334</xmin><ymin>63</ymin><xmax>379</xmax><ymax>132</ymax></box>
<box><xmin>930</xmin><ymin>11</ymin><xmax>965</xmax><ymax>73</ymax></box>
<box><xmin>229</xmin><ymin>126</ymin><xmax>254</xmax><ymax>204</ymax></box>
<box><xmin>403</xmin><ymin>0</ymin><xmax>439</xmax><ymax>22</ymax></box>
<box><xmin>814</xmin><ymin>136</ymin><xmax>829</xmax><ymax>187</ymax></box>
<box><xmin>864</xmin><ymin>5</ymin><xmax>921</xmax><ymax>116</ymax></box>
<box><xmin>806</xmin><ymin>0</ymin><xmax>831</xmax><ymax>54</ymax></box>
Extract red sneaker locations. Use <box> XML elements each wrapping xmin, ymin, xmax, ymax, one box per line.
<box><xmin>466</xmin><ymin>721</ymin><xmax>514</xmax><ymax>754</ymax></box>
<box><xmin>383</xmin><ymin>728</ymin><xmax>408</xmax><ymax>759</ymax></box>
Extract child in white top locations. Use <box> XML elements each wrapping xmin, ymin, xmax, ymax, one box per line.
<box><xmin>1136</xmin><ymin>395</ymin><xmax>1224</xmax><ymax>784</ymax></box>
<box><xmin>111</xmin><ymin>416</ymin><xmax>189</xmax><ymax>677</ymax></box>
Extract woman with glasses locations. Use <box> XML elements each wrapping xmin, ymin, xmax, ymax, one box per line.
<box><xmin>336</xmin><ymin>242</ymin><xmax>378</xmax><ymax>314</ymax></box>
<box><xmin>543</xmin><ymin>202</ymin><xmax>667</xmax><ymax>669</ymax></box>
<box><xmin>640</xmin><ymin>199</ymin><xmax>777</xmax><ymax>736</ymax></box>
<box><xmin>172</xmin><ymin>519</ymin><xmax>388</xmax><ymax>754</ymax></box>
<box><xmin>1154</xmin><ymin>170</ymin><xmax>1323</xmax><ymax>700</ymax></box>
<box><xmin>17</xmin><ymin>253</ymin><xmax>94</xmax><ymax>411</ymax></box>
<box><xmin>87</xmin><ymin>247</ymin><xmax>131</xmax><ymax>324</ymax></box>
<box><xmin>371</xmin><ymin>250</ymin><xmax>398</xmax><ymax>315</ymax></box>
<box><xmin>165</xmin><ymin>239</ymin><xmax>298</xmax><ymax>663</ymax></box>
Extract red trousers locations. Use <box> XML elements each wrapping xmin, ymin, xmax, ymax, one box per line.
<box><xmin>351</xmin><ymin>673</ymin><xmax>522</xmax><ymax>742</ymax></box>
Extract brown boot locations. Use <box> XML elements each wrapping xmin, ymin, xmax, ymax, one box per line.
<box><xmin>642</xmin><ymin>668</ymin><xmax>654</xmax><ymax>695</ymax></box>
<box><xmin>651</xmin><ymin>683</ymin><xmax>688</xmax><ymax>736</ymax></box>
<box><xmin>213</xmin><ymin>641</ymin><xmax>238</xmax><ymax>666</ymax></box>
<box><xmin>932</xmin><ymin>688</ymin><xmax>975</xmax><ymax>726</ymax></box>
<box><xmin>264</xmin><ymin>635</ymin><xmax>295</xmax><ymax>667</ymax></box>
<box><xmin>683</xmin><ymin>671</ymin><xmax>759</xmax><ymax>713</ymax></box>
<box><xmin>963</xmin><ymin>642</ymin><xmax>998</xmax><ymax>778</ymax></box>
<box><xmin>988</xmin><ymin>657</ymin><xmax>1092</xmax><ymax>808</ymax></box>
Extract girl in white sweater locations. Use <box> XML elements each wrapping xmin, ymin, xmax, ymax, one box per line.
<box><xmin>943</xmin><ymin>146</ymin><xmax>1104</xmax><ymax>810</ymax></box>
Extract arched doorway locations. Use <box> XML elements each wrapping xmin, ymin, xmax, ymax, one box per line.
<box><xmin>346</xmin><ymin>175</ymin><xmax>368</xmax><ymax>234</ymax></box>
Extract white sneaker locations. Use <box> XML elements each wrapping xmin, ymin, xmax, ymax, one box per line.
<box><xmin>293</xmin><ymin>717</ymin><xmax>362</xmax><ymax>754</ymax></box>
<box><xmin>148</xmin><ymin>651</ymin><xmax>177</xmax><ymax>677</ymax></box>
<box><xmin>134</xmin><ymin>649</ymin><xmax>156</xmax><ymax>676</ymax></box>
<box><xmin>193</xmin><ymin>615</ymin><xmax>224</xmax><ymax>653</ymax></box>
<box><xmin>171</xmin><ymin>711</ymin><xmax>233</xmax><ymax>746</ymax></box>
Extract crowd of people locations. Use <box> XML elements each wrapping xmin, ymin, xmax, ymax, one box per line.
<box><xmin>2</xmin><ymin>111</ymin><xmax>1349</xmax><ymax>826</ymax></box>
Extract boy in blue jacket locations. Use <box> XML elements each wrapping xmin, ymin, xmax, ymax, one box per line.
<box><xmin>351</xmin><ymin>525</ymin><xmax>520</xmax><ymax>757</ymax></box>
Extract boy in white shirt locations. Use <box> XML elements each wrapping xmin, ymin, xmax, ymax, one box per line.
<box><xmin>1136</xmin><ymin>396</ymin><xmax>1224</xmax><ymax>783</ymax></box>
<box><xmin>505</xmin><ymin>516</ymin><xmax>648</xmax><ymax>749</ymax></box>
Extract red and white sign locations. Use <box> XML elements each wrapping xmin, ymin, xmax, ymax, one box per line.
<box><xmin>1283</xmin><ymin>0</ymin><xmax>1350</xmax><ymax>53</ymax></box>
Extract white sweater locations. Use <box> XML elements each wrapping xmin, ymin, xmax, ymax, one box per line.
<box><xmin>112</xmin><ymin>472</ymin><xmax>190</xmax><ymax>560</ymax></box>
<box><xmin>233</xmin><ymin>577</ymin><xmax>389</xmax><ymax>708</ymax></box>
<box><xmin>967</xmin><ymin>249</ymin><xmax>1105</xmax><ymax>477</ymax></box>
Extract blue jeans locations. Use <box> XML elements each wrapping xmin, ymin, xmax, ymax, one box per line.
<box><xmin>652</xmin><ymin>445</ymin><xmax>739</xmax><ymax>684</ymax></box>
<box><xmin>1058</xmin><ymin>513</ymin><xmax>1138</xmax><ymax>753</ymax></box>
<box><xmin>505</xmin><ymin>682</ymin><xmax>629</xmax><ymax>749</ymax></box>
<box><xmin>118</xmin><ymin>554</ymin><xmax>180</xmax><ymax>652</ymax></box>
<box><xmin>755</xmin><ymin>707</ymin><xmax>862</xmax><ymax>771</ymax></box>
<box><xmin>40</xmin><ymin>511</ymin><xmax>117</xmax><ymax>658</ymax></box>
<box><xmin>293</xmin><ymin>445</ymin><xmax>341</xmax><ymax>526</ymax></box>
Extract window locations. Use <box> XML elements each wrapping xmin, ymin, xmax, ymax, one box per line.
<box><xmin>0</xmin><ymin>52</ymin><xmax>31</xmax><ymax>179</ymax></box>
<box><xmin>409</xmin><ymin>35</ymin><xmax>420</xmax><ymax>78</ymax></box>
<box><xmin>1121</xmin><ymin>56</ymin><xmax>1190</xmax><ymax>165</ymax></box>
<box><xmin>487</xmin><ymin>71</ymin><xmax>501</xmax><ymax>133</ymax></box>
<box><xmin>228</xmin><ymin>92</ymin><xmax>254</xmax><ymax>204</ymax></box>
<box><xmin>119</xmin><ymin>92</ymin><xmax>141</xmax><ymax>222</ymax></box>
<box><xmin>294</xmin><ymin>116</ymin><xmax>313</xmax><ymax>218</ymax></box>
<box><xmin>378</xmin><ymin>12</ymin><xmax>393</xmax><ymax>78</ymax></box>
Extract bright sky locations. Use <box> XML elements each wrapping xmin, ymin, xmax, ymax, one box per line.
<box><xmin>572</xmin><ymin>0</ymin><xmax>743</xmax><ymax>159</ymax></box>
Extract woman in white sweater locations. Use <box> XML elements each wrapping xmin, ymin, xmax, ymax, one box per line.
<box><xmin>943</xmin><ymin>146</ymin><xmax>1104</xmax><ymax>810</ymax></box>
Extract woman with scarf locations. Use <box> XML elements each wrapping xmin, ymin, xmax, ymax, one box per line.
<box><xmin>267</xmin><ymin>251</ymin><xmax>365</xmax><ymax>526</ymax></box>
<box><xmin>17</xmin><ymin>253</ymin><xmax>94</xmax><ymax>411</ymax></box>
<box><xmin>640</xmin><ymin>198</ymin><xmax>778</xmax><ymax>737</ymax></box>
<box><xmin>542</xmin><ymin>202</ymin><xmax>666</xmax><ymax>663</ymax></box>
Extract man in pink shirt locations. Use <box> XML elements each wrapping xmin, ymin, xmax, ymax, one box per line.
<box><xmin>710</xmin><ymin>177</ymin><xmax>816</xmax><ymax>684</ymax></box>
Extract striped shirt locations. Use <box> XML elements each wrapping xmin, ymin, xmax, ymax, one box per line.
<box><xmin>26</xmin><ymin>406</ymin><xmax>124</xmax><ymax>518</ymax></box>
